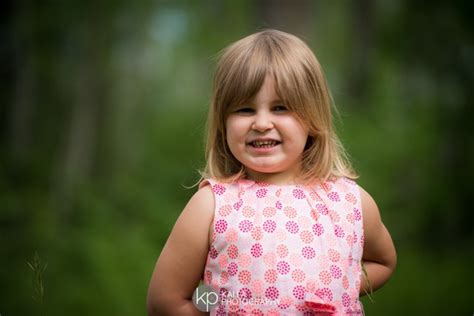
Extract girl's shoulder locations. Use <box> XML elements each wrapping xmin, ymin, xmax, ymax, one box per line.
<box><xmin>187</xmin><ymin>182</ymin><xmax>215</xmax><ymax>215</ymax></box>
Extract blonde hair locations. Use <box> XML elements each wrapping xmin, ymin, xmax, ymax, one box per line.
<box><xmin>201</xmin><ymin>29</ymin><xmax>357</xmax><ymax>184</ymax></box>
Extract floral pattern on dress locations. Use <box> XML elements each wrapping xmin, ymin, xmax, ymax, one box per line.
<box><xmin>202</xmin><ymin>177</ymin><xmax>364</xmax><ymax>315</ymax></box>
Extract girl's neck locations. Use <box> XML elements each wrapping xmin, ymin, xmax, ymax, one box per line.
<box><xmin>244</xmin><ymin>169</ymin><xmax>302</xmax><ymax>186</ymax></box>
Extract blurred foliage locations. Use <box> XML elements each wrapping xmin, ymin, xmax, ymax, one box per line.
<box><xmin>1</xmin><ymin>1</ymin><xmax>472</xmax><ymax>315</ymax></box>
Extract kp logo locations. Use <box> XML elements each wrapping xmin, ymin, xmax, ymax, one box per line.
<box><xmin>192</xmin><ymin>284</ymin><xmax>220</xmax><ymax>312</ymax></box>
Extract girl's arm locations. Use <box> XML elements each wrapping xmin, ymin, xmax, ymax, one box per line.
<box><xmin>359</xmin><ymin>186</ymin><xmax>397</xmax><ymax>296</ymax></box>
<box><xmin>147</xmin><ymin>185</ymin><xmax>215</xmax><ymax>316</ymax></box>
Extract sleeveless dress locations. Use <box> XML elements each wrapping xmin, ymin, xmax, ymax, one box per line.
<box><xmin>201</xmin><ymin>177</ymin><xmax>364</xmax><ymax>316</ymax></box>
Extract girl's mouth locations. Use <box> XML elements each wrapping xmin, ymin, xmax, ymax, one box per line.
<box><xmin>249</xmin><ymin>140</ymin><xmax>281</xmax><ymax>148</ymax></box>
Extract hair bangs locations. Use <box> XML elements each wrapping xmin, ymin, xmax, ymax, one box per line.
<box><xmin>218</xmin><ymin>44</ymin><xmax>273</xmax><ymax>117</ymax></box>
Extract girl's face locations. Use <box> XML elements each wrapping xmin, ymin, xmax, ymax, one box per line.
<box><xmin>226</xmin><ymin>75</ymin><xmax>309</xmax><ymax>184</ymax></box>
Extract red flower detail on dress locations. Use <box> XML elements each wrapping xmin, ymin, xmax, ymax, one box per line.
<box><xmin>238</xmin><ymin>287</ymin><xmax>252</xmax><ymax>300</ymax></box>
<box><xmin>342</xmin><ymin>276</ymin><xmax>349</xmax><ymax>289</ymax></box>
<box><xmin>263</xmin><ymin>206</ymin><xmax>277</xmax><ymax>217</ymax></box>
<box><xmin>239</xmin><ymin>270</ymin><xmax>252</xmax><ymax>284</ymax></box>
<box><xmin>276</xmin><ymin>244</ymin><xmax>289</xmax><ymax>258</ymax></box>
<box><xmin>215</xmin><ymin>219</ymin><xmax>228</xmax><ymax>233</ymax></box>
<box><xmin>342</xmin><ymin>292</ymin><xmax>351</xmax><ymax>308</ymax></box>
<box><xmin>291</xmin><ymin>269</ymin><xmax>306</xmax><ymax>282</ymax></box>
<box><xmin>256</xmin><ymin>188</ymin><xmax>268</xmax><ymax>198</ymax></box>
<box><xmin>238</xmin><ymin>220</ymin><xmax>253</xmax><ymax>232</ymax></box>
<box><xmin>275</xmin><ymin>201</ymin><xmax>283</xmax><ymax>209</ymax></box>
<box><xmin>213</xmin><ymin>184</ymin><xmax>226</xmax><ymax>195</ymax></box>
<box><xmin>334</xmin><ymin>225</ymin><xmax>345</xmax><ymax>238</ymax></box>
<box><xmin>250</xmin><ymin>243</ymin><xmax>263</xmax><ymax>257</ymax></box>
<box><xmin>263</xmin><ymin>219</ymin><xmax>276</xmax><ymax>233</ymax></box>
<box><xmin>242</xmin><ymin>205</ymin><xmax>255</xmax><ymax>218</ymax></box>
<box><xmin>292</xmin><ymin>285</ymin><xmax>306</xmax><ymax>300</ymax></box>
<box><xmin>345</xmin><ymin>192</ymin><xmax>357</xmax><ymax>204</ymax></box>
<box><xmin>227</xmin><ymin>244</ymin><xmax>238</xmax><ymax>259</ymax></box>
<box><xmin>250</xmin><ymin>309</ymin><xmax>264</xmax><ymax>316</ymax></box>
<box><xmin>319</xmin><ymin>270</ymin><xmax>332</xmax><ymax>285</ymax></box>
<box><xmin>292</xmin><ymin>188</ymin><xmax>306</xmax><ymax>199</ymax></box>
<box><xmin>283</xmin><ymin>206</ymin><xmax>297</xmax><ymax>218</ymax></box>
<box><xmin>346</xmin><ymin>212</ymin><xmax>355</xmax><ymax>224</ymax></box>
<box><xmin>215</xmin><ymin>305</ymin><xmax>225</xmax><ymax>315</ymax></box>
<box><xmin>330</xmin><ymin>265</ymin><xmax>342</xmax><ymax>279</ymax></box>
<box><xmin>209</xmin><ymin>246</ymin><xmax>218</xmax><ymax>259</ymax></box>
<box><xmin>264</xmin><ymin>269</ymin><xmax>278</xmax><ymax>283</ymax></box>
<box><xmin>251</xmin><ymin>226</ymin><xmax>263</xmax><ymax>240</ymax></box>
<box><xmin>219</xmin><ymin>288</ymin><xmax>229</xmax><ymax>299</ymax></box>
<box><xmin>328</xmin><ymin>192</ymin><xmax>340</xmax><ymax>202</ymax></box>
<box><xmin>328</xmin><ymin>249</ymin><xmax>340</xmax><ymax>262</ymax></box>
<box><xmin>312</xmin><ymin>223</ymin><xmax>324</xmax><ymax>236</ymax></box>
<box><xmin>301</xmin><ymin>246</ymin><xmax>316</xmax><ymax>259</ymax></box>
<box><xmin>283</xmin><ymin>206</ymin><xmax>296</xmax><ymax>218</ymax></box>
<box><xmin>219</xmin><ymin>204</ymin><xmax>232</xmax><ymax>217</ymax></box>
<box><xmin>300</xmin><ymin>230</ymin><xmax>314</xmax><ymax>244</ymax></box>
<box><xmin>227</xmin><ymin>262</ymin><xmax>238</xmax><ymax>276</ymax></box>
<box><xmin>265</xmin><ymin>286</ymin><xmax>280</xmax><ymax>300</ymax></box>
<box><xmin>353</xmin><ymin>207</ymin><xmax>362</xmax><ymax>221</ymax></box>
<box><xmin>315</xmin><ymin>203</ymin><xmax>329</xmax><ymax>215</ymax></box>
<box><xmin>220</xmin><ymin>271</ymin><xmax>229</xmax><ymax>284</ymax></box>
<box><xmin>315</xmin><ymin>287</ymin><xmax>334</xmax><ymax>301</ymax></box>
<box><xmin>285</xmin><ymin>220</ymin><xmax>299</xmax><ymax>234</ymax></box>
<box><xmin>233</xmin><ymin>199</ymin><xmax>243</xmax><ymax>211</ymax></box>
<box><xmin>276</xmin><ymin>261</ymin><xmax>290</xmax><ymax>274</ymax></box>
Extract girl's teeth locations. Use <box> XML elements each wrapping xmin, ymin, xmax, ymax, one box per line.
<box><xmin>252</xmin><ymin>140</ymin><xmax>278</xmax><ymax>148</ymax></box>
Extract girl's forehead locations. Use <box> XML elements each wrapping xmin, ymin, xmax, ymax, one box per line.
<box><xmin>250</xmin><ymin>76</ymin><xmax>281</xmax><ymax>103</ymax></box>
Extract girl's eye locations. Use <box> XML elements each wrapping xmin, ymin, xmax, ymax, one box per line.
<box><xmin>236</xmin><ymin>107</ymin><xmax>254</xmax><ymax>114</ymax></box>
<box><xmin>273</xmin><ymin>105</ymin><xmax>288</xmax><ymax>112</ymax></box>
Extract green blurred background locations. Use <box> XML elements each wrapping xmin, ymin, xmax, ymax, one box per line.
<box><xmin>1</xmin><ymin>1</ymin><xmax>473</xmax><ymax>315</ymax></box>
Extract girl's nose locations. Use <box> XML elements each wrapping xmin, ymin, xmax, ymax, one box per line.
<box><xmin>252</xmin><ymin>110</ymin><xmax>274</xmax><ymax>132</ymax></box>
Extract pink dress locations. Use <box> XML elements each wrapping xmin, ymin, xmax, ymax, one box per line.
<box><xmin>201</xmin><ymin>177</ymin><xmax>364</xmax><ymax>315</ymax></box>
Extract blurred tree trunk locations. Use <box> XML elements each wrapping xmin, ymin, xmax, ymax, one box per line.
<box><xmin>7</xmin><ymin>2</ymin><xmax>35</xmax><ymax>158</ymax></box>
<box><xmin>254</xmin><ymin>0</ymin><xmax>314</xmax><ymax>37</ymax></box>
<box><xmin>52</xmin><ymin>7</ymin><xmax>109</xmax><ymax>217</ymax></box>
<box><xmin>8</xmin><ymin>45</ymin><xmax>35</xmax><ymax>157</ymax></box>
<box><xmin>347</xmin><ymin>0</ymin><xmax>375</xmax><ymax>101</ymax></box>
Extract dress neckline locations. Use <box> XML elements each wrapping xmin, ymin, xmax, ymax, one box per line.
<box><xmin>236</xmin><ymin>178</ymin><xmax>337</xmax><ymax>188</ymax></box>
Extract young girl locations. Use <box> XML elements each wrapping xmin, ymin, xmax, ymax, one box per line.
<box><xmin>147</xmin><ymin>29</ymin><xmax>396</xmax><ymax>315</ymax></box>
